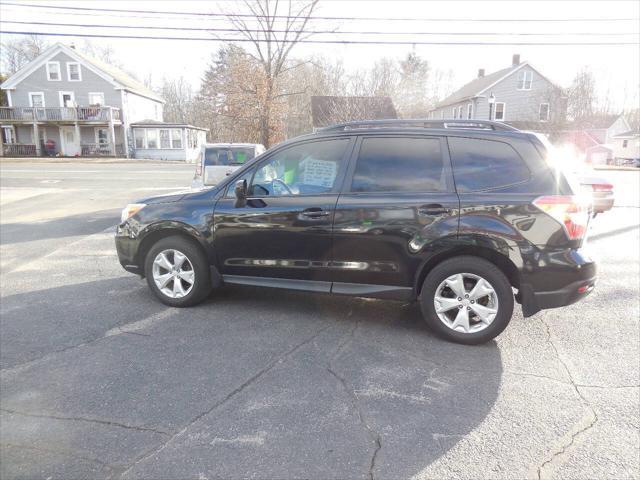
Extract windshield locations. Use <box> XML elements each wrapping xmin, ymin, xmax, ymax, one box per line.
<box><xmin>204</xmin><ymin>147</ymin><xmax>255</xmax><ymax>166</ymax></box>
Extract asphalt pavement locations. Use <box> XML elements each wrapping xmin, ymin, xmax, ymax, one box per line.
<box><xmin>0</xmin><ymin>161</ymin><xmax>638</xmax><ymax>479</ymax></box>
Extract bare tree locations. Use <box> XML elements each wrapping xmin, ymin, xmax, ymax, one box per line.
<box><xmin>224</xmin><ymin>0</ymin><xmax>319</xmax><ymax>147</ymax></box>
<box><xmin>568</xmin><ymin>68</ymin><xmax>598</xmax><ymax>120</ymax></box>
<box><xmin>160</xmin><ymin>77</ymin><xmax>196</xmax><ymax>124</ymax></box>
<box><xmin>1</xmin><ymin>35</ymin><xmax>48</xmax><ymax>74</ymax></box>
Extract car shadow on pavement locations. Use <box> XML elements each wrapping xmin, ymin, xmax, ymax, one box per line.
<box><xmin>0</xmin><ymin>209</ymin><xmax>119</xmax><ymax>245</ymax></box>
<box><xmin>1</xmin><ymin>278</ymin><xmax>502</xmax><ymax>479</ymax></box>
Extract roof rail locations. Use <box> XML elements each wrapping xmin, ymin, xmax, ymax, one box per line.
<box><xmin>317</xmin><ymin>119</ymin><xmax>519</xmax><ymax>133</ymax></box>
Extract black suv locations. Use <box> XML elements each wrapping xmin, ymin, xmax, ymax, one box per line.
<box><xmin>116</xmin><ymin>120</ymin><xmax>596</xmax><ymax>344</ymax></box>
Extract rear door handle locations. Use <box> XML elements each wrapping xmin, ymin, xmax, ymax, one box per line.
<box><xmin>418</xmin><ymin>204</ymin><xmax>451</xmax><ymax>216</ymax></box>
<box><xmin>302</xmin><ymin>208</ymin><xmax>331</xmax><ymax>218</ymax></box>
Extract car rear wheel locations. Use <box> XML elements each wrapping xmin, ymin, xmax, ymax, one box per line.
<box><xmin>144</xmin><ymin>236</ymin><xmax>212</xmax><ymax>307</ymax></box>
<box><xmin>419</xmin><ymin>256</ymin><xmax>514</xmax><ymax>345</ymax></box>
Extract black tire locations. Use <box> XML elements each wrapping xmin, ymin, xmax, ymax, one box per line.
<box><xmin>419</xmin><ymin>256</ymin><xmax>514</xmax><ymax>345</ymax></box>
<box><xmin>144</xmin><ymin>236</ymin><xmax>212</xmax><ymax>307</ymax></box>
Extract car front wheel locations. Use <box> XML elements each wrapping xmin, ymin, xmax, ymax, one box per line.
<box><xmin>144</xmin><ymin>236</ymin><xmax>212</xmax><ymax>307</ymax></box>
<box><xmin>419</xmin><ymin>256</ymin><xmax>514</xmax><ymax>345</ymax></box>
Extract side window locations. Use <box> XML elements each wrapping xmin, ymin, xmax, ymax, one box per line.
<box><xmin>448</xmin><ymin>137</ymin><xmax>530</xmax><ymax>192</ymax></box>
<box><xmin>250</xmin><ymin>138</ymin><xmax>349</xmax><ymax>196</ymax></box>
<box><xmin>351</xmin><ymin>137</ymin><xmax>445</xmax><ymax>193</ymax></box>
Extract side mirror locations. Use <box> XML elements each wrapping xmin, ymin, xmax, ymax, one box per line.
<box><xmin>234</xmin><ymin>179</ymin><xmax>248</xmax><ymax>205</ymax></box>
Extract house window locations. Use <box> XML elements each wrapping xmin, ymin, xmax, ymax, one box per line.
<box><xmin>146</xmin><ymin>129</ymin><xmax>158</xmax><ymax>149</ymax></box>
<box><xmin>494</xmin><ymin>102</ymin><xmax>506</xmax><ymax>121</ymax></box>
<box><xmin>95</xmin><ymin>128</ymin><xmax>109</xmax><ymax>145</ymax></box>
<box><xmin>46</xmin><ymin>61</ymin><xmax>61</xmax><ymax>81</ymax></box>
<box><xmin>88</xmin><ymin>92</ymin><xmax>105</xmax><ymax>106</ymax></box>
<box><xmin>458</xmin><ymin>106</ymin><xmax>463</xmax><ymax>119</ymax></box>
<box><xmin>134</xmin><ymin>129</ymin><xmax>145</xmax><ymax>149</ymax></box>
<box><xmin>67</xmin><ymin>62</ymin><xmax>82</xmax><ymax>81</ymax></box>
<box><xmin>29</xmin><ymin>92</ymin><xmax>45</xmax><ymax>108</ymax></box>
<box><xmin>517</xmin><ymin>70</ymin><xmax>532</xmax><ymax>90</ymax></box>
<box><xmin>467</xmin><ymin>103</ymin><xmax>473</xmax><ymax>119</ymax></box>
<box><xmin>623</xmin><ymin>140</ymin><xmax>628</xmax><ymax>148</ymax></box>
<box><xmin>159</xmin><ymin>129</ymin><xmax>171</xmax><ymax>149</ymax></box>
<box><xmin>539</xmin><ymin>103</ymin><xmax>550</xmax><ymax>122</ymax></box>
<box><xmin>2</xmin><ymin>126</ymin><xmax>16</xmax><ymax>144</ymax></box>
<box><xmin>171</xmin><ymin>129</ymin><xmax>183</xmax><ymax>149</ymax></box>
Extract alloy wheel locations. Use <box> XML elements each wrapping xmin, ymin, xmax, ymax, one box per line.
<box><xmin>152</xmin><ymin>249</ymin><xmax>195</xmax><ymax>299</ymax></box>
<box><xmin>433</xmin><ymin>273</ymin><xmax>499</xmax><ymax>334</ymax></box>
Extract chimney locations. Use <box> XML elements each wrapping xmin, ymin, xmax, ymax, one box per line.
<box><xmin>478</xmin><ymin>68</ymin><xmax>485</xmax><ymax>78</ymax></box>
<box><xmin>512</xmin><ymin>54</ymin><xmax>520</xmax><ymax>66</ymax></box>
<box><xmin>70</xmin><ymin>43</ymin><xmax>76</xmax><ymax>50</ymax></box>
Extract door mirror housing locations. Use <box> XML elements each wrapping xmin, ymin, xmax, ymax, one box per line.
<box><xmin>234</xmin><ymin>179</ymin><xmax>248</xmax><ymax>204</ymax></box>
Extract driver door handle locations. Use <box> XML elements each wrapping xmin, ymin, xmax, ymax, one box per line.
<box><xmin>418</xmin><ymin>204</ymin><xmax>451</xmax><ymax>216</ymax></box>
<box><xmin>302</xmin><ymin>208</ymin><xmax>331</xmax><ymax>218</ymax></box>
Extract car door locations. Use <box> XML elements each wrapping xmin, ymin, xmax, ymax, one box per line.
<box><xmin>213</xmin><ymin>136</ymin><xmax>354</xmax><ymax>289</ymax></box>
<box><xmin>331</xmin><ymin>134</ymin><xmax>460</xmax><ymax>296</ymax></box>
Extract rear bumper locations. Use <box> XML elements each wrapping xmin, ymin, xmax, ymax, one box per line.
<box><xmin>518</xmin><ymin>247</ymin><xmax>596</xmax><ymax>317</ymax></box>
<box><xmin>592</xmin><ymin>194</ymin><xmax>614</xmax><ymax>213</ymax></box>
<box><xmin>532</xmin><ymin>277</ymin><xmax>596</xmax><ymax>310</ymax></box>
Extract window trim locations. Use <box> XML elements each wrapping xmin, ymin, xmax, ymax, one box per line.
<box><xmin>447</xmin><ymin>135</ymin><xmax>531</xmax><ymax>193</ymax></box>
<box><xmin>467</xmin><ymin>103</ymin><xmax>473</xmax><ymax>119</ymax></box>
<box><xmin>58</xmin><ymin>91</ymin><xmax>75</xmax><ymax>108</ymax></box>
<box><xmin>246</xmin><ymin>136</ymin><xmax>356</xmax><ymax>199</ymax></box>
<box><xmin>517</xmin><ymin>70</ymin><xmax>533</xmax><ymax>90</ymax></box>
<box><xmin>88</xmin><ymin>92</ymin><xmax>105</xmax><ymax>106</ymax></box>
<box><xmin>28</xmin><ymin>92</ymin><xmax>45</xmax><ymax>108</ymax></box>
<box><xmin>494</xmin><ymin>102</ymin><xmax>506</xmax><ymax>121</ymax></box>
<box><xmin>344</xmin><ymin>134</ymin><xmax>455</xmax><ymax>195</ymax></box>
<box><xmin>46</xmin><ymin>61</ymin><xmax>61</xmax><ymax>81</ymax></box>
<box><xmin>539</xmin><ymin>103</ymin><xmax>550</xmax><ymax>122</ymax></box>
<box><xmin>66</xmin><ymin>62</ymin><xmax>82</xmax><ymax>82</ymax></box>
<box><xmin>2</xmin><ymin>125</ymin><xmax>17</xmax><ymax>144</ymax></box>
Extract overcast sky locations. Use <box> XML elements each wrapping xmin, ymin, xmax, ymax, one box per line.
<box><xmin>1</xmin><ymin>0</ymin><xmax>639</xmax><ymax>111</ymax></box>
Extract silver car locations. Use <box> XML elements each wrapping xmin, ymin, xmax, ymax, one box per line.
<box><xmin>192</xmin><ymin>143</ymin><xmax>265</xmax><ymax>188</ymax></box>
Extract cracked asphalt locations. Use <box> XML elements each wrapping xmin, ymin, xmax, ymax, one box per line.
<box><xmin>1</xmin><ymin>162</ymin><xmax>638</xmax><ymax>479</ymax></box>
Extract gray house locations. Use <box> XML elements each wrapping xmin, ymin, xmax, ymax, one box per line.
<box><xmin>0</xmin><ymin>42</ymin><xmax>205</xmax><ymax>159</ymax></box>
<box><xmin>429</xmin><ymin>54</ymin><xmax>565</xmax><ymax>127</ymax></box>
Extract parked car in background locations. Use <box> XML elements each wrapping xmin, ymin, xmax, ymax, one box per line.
<box><xmin>578</xmin><ymin>174</ymin><xmax>614</xmax><ymax>214</ymax></box>
<box><xmin>117</xmin><ymin>119</ymin><xmax>596</xmax><ymax>345</ymax></box>
<box><xmin>529</xmin><ymin>132</ymin><xmax>614</xmax><ymax>215</ymax></box>
<box><xmin>192</xmin><ymin>143</ymin><xmax>265</xmax><ymax>188</ymax></box>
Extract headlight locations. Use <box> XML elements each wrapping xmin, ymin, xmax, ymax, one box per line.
<box><xmin>121</xmin><ymin>203</ymin><xmax>146</xmax><ymax>223</ymax></box>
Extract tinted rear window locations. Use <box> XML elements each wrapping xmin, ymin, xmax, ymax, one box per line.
<box><xmin>204</xmin><ymin>147</ymin><xmax>255</xmax><ymax>166</ymax></box>
<box><xmin>448</xmin><ymin>137</ymin><xmax>530</xmax><ymax>192</ymax></box>
<box><xmin>351</xmin><ymin>137</ymin><xmax>445</xmax><ymax>193</ymax></box>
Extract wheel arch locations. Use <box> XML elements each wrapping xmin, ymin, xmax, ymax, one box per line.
<box><xmin>136</xmin><ymin>223</ymin><xmax>214</xmax><ymax>276</ymax></box>
<box><xmin>414</xmin><ymin>246</ymin><xmax>521</xmax><ymax>296</ymax></box>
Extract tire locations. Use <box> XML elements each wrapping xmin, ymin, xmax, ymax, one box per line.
<box><xmin>419</xmin><ymin>256</ymin><xmax>514</xmax><ymax>345</ymax></box>
<box><xmin>144</xmin><ymin>236</ymin><xmax>212</xmax><ymax>307</ymax></box>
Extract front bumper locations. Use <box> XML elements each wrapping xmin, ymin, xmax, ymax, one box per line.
<box><xmin>115</xmin><ymin>224</ymin><xmax>143</xmax><ymax>276</ymax></box>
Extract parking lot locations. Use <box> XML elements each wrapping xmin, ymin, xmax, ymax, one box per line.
<box><xmin>1</xmin><ymin>161</ymin><xmax>638</xmax><ymax>479</ymax></box>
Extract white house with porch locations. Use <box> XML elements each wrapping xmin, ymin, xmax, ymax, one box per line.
<box><xmin>0</xmin><ymin>43</ymin><xmax>165</xmax><ymax>158</ymax></box>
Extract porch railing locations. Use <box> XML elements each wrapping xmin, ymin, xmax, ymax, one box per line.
<box><xmin>2</xmin><ymin>143</ymin><xmax>37</xmax><ymax>156</ymax></box>
<box><xmin>81</xmin><ymin>143</ymin><xmax>125</xmax><ymax>157</ymax></box>
<box><xmin>0</xmin><ymin>106</ymin><xmax>121</xmax><ymax>122</ymax></box>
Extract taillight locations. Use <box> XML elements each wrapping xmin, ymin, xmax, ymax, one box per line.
<box><xmin>533</xmin><ymin>195</ymin><xmax>590</xmax><ymax>241</ymax></box>
<box><xmin>591</xmin><ymin>183</ymin><xmax>613</xmax><ymax>192</ymax></box>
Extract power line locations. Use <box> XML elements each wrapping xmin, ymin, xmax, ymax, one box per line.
<box><xmin>2</xmin><ymin>19</ymin><xmax>637</xmax><ymax>37</ymax></box>
<box><xmin>1</xmin><ymin>1</ymin><xmax>638</xmax><ymax>23</ymax></box>
<box><xmin>1</xmin><ymin>30</ymin><xmax>636</xmax><ymax>46</ymax></box>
